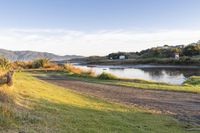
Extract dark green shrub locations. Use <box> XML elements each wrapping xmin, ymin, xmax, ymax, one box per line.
<box><xmin>97</xmin><ymin>72</ymin><xmax>118</xmax><ymax>80</ymax></box>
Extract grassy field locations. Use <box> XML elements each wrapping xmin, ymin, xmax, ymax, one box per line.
<box><xmin>0</xmin><ymin>72</ymin><xmax>199</xmax><ymax>133</ymax></box>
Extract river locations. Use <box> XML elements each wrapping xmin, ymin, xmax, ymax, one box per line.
<box><xmin>75</xmin><ymin>65</ymin><xmax>200</xmax><ymax>85</ymax></box>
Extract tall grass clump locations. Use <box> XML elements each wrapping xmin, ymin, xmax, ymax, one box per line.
<box><xmin>0</xmin><ymin>57</ymin><xmax>11</xmax><ymax>75</ymax></box>
<box><xmin>0</xmin><ymin>86</ymin><xmax>15</xmax><ymax>129</ymax></box>
<box><xmin>31</xmin><ymin>58</ymin><xmax>61</xmax><ymax>70</ymax></box>
<box><xmin>97</xmin><ymin>72</ymin><xmax>118</xmax><ymax>80</ymax></box>
<box><xmin>0</xmin><ymin>57</ymin><xmax>15</xmax><ymax>129</ymax></box>
<box><xmin>64</xmin><ymin>63</ymin><xmax>95</xmax><ymax>77</ymax></box>
<box><xmin>63</xmin><ymin>63</ymin><xmax>81</xmax><ymax>73</ymax></box>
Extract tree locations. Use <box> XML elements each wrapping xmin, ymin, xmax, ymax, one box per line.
<box><xmin>183</xmin><ymin>43</ymin><xmax>200</xmax><ymax>56</ymax></box>
<box><xmin>32</xmin><ymin>58</ymin><xmax>50</xmax><ymax>68</ymax></box>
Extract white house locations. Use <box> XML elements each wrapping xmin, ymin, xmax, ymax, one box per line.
<box><xmin>174</xmin><ymin>53</ymin><xmax>179</xmax><ymax>60</ymax></box>
<box><xmin>175</xmin><ymin>45</ymin><xmax>184</xmax><ymax>49</ymax></box>
<box><xmin>119</xmin><ymin>55</ymin><xmax>126</xmax><ymax>60</ymax></box>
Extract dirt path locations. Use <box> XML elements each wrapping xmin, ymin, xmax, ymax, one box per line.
<box><xmin>37</xmin><ymin>76</ymin><xmax>200</xmax><ymax>125</ymax></box>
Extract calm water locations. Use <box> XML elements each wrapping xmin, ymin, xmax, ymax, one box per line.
<box><xmin>76</xmin><ymin>65</ymin><xmax>200</xmax><ymax>85</ymax></box>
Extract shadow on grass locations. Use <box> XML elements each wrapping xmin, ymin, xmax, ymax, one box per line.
<box><xmin>10</xmin><ymin>96</ymin><xmax>198</xmax><ymax>133</ymax></box>
<box><xmin>5</xmin><ymin>71</ymin><xmax>199</xmax><ymax>133</ymax></box>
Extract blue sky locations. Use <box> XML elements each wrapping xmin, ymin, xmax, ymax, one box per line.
<box><xmin>0</xmin><ymin>0</ymin><xmax>200</xmax><ymax>55</ymax></box>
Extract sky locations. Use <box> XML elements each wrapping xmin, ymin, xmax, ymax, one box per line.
<box><xmin>0</xmin><ymin>0</ymin><xmax>200</xmax><ymax>56</ymax></box>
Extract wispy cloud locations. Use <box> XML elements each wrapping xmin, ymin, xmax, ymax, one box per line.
<box><xmin>0</xmin><ymin>28</ymin><xmax>200</xmax><ymax>56</ymax></box>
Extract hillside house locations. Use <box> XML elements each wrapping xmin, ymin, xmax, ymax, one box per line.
<box><xmin>174</xmin><ymin>53</ymin><xmax>180</xmax><ymax>60</ymax></box>
<box><xmin>119</xmin><ymin>55</ymin><xmax>126</xmax><ymax>60</ymax></box>
<box><xmin>175</xmin><ymin>45</ymin><xmax>184</xmax><ymax>49</ymax></box>
<box><xmin>108</xmin><ymin>53</ymin><xmax>128</xmax><ymax>60</ymax></box>
<box><xmin>163</xmin><ymin>45</ymin><xmax>170</xmax><ymax>49</ymax></box>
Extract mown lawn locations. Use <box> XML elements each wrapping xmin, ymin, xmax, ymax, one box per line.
<box><xmin>0</xmin><ymin>72</ymin><xmax>199</xmax><ymax>133</ymax></box>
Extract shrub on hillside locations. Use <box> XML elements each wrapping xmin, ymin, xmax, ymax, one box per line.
<box><xmin>97</xmin><ymin>72</ymin><xmax>118</xmax><ymax>80</ymax></box>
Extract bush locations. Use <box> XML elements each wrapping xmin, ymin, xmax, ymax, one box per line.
<box><xmin>0</xmin><ymin>57</ymin><xmax>11</xmax><ymax>76</ymax></box>
<box><xmin>32</xmin><ymin>58</ymin><xmax>50</xmax><ymax>68</ymax></box>
<box><xmin>97</xmin><ymin>72</ymin><xmax>118</xmax><ymax>80</ymax></box>
<box><xmin>12</xmin><ymin>61</ymin><xmax>32</xmax><ymax>70</ymax></box>
<box><xmin>0</xmin><ymin>57</ymin><xmax>11</xmax><ymax>70</ymax></box>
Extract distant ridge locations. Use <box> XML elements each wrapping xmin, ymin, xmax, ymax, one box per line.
<box><xmin>0</xmin><ymin>49</ymin><xmax>83</xmax><ymax>61</ymax></box>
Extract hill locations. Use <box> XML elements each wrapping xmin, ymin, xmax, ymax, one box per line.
<box><xmin>108</xmin><ymin>43</ymin><xmax>200</xmax><ymax>59</ymax></box>
<box><xmin>70</xmin><ymin>41</ymin><xmax>200</xmax><ymax>65</ymax></box>
<box><xmin>0</xmin><ymin>49</ymin><xmax>83</xmax><ymax>61</ymax></box>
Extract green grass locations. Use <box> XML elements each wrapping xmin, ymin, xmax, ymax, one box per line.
<box><xmin>93</xmin><ymin>77</ymin><xmax>200</xmax><ymax>93</ymax></box>
<box><xmin>0</xmin><ymin>72</ymin><xmax>199</xmax><ymax>132</ymax></box>
<box><xmin>183</xmin><ymin>76</ymin><xmax>200</xmax><ymax>86</ymax></box>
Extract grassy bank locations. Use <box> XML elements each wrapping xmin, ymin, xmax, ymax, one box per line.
<box><xmin>183</xmin><ymin>76</ymin><xmax>200</xmax><ymax>86</ymax></box>
<box><xmin>32</xmin><ymin>70</ymin><xmax>200</xmax><ymax>93</ymax></box>
<box><xmin>0</xmin><ymin>72</ymin><xmax>199</xmax><ymax>132</ymax></box>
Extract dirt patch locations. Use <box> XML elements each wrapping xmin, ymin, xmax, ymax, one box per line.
<box><xmin>37</xmin><ymin>75</ymin><xmax>200</xmax><ymax>126</ymax></box>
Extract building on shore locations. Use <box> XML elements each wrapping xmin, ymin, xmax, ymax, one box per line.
<box><xmin>174</xmin><ymin>53</ymin><xmax>180</xmax><ymax>60</ymax></box>
<box><xmin>108</xmin><ymin>52</ymin><xmax>128</xmax><ymax>60</ymax></box>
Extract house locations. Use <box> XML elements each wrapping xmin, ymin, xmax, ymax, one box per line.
<box><xmin>119</xmin><ymin>55</ymin><xmax>126</xmax><ymax>60</ymax></box>
<box><xmin>175</xmin><ymin>45</ymin><xmax>184</xmax><ymax>49</ymax></box>
<box><xmin>108</xmin><ymin>52</ymin><xmax>128</xmax><ymax>60</ymax></box>
<box><xmin>174</xmin><ymin>53</ymin><xmax>180</xmax><ymax>60</ymax></box>
<box><xmin>163</xmin><ymin>45</ymin><xmax>170</xmax><ymax>49</ymax></box>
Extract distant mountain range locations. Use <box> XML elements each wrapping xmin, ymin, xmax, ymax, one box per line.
<box><xmin>0</xmin><ymin>49</ymin><xmax>83</xmax><ymax>61</ymax></box>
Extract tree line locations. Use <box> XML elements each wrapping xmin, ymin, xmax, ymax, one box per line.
<box><xmin>108</xmin><ymin>41</ymin><xmax>200</xmax><ymax>59</ymax></box>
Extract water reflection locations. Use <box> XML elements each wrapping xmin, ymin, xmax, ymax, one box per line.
<box><xmin>77</xmin><ymin>65</ymin><xmax>200</xmax><ymax>85</ymax></box>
